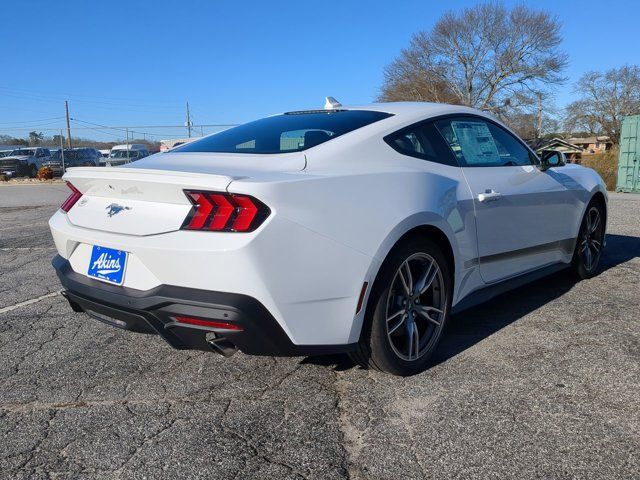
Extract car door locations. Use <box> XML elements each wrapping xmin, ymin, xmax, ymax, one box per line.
<box><xmin>434</xmin><ymin>116</ymin><xmax>580</xmax><ymax>284</ymax></box>
<box><xmin>384</xmin><ymin>120</ymin><xmax>481</xmax><ymax>301</ymax></box>
<box><xmin>79</xmin><ymin>149</ymin><xmax>89</xmax><ymax>165</ymax></box>
<box><xmin>34</xmin><ymin>149</ymin><xmax>46</xmax><ymax>168</ymax></box>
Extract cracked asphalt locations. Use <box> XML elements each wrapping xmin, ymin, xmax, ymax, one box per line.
<box><xmin>1</xmin><ymin>183</ymin><xmax>638</xmax><ymax>479</ymax></box>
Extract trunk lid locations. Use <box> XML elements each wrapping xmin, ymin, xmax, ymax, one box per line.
<box><xmin>62</xmin><ymin>152</ymin><xmax>305</xmax><ymax>236</ymax></box>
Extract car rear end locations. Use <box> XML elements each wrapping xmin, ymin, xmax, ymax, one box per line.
<box><xmin>49</xmin><ymin>160</ymin><xmax>371</xmax><ymax>357</ymax></box>
<box><xmin>50</xmin><ymin>164</ymin><xmax>268</xmax><ymax>354</ymax></box>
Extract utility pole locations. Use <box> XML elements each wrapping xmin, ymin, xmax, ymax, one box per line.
<box><xmin>59</xmin><ymin>129</ymin><xmax>65</xmax><ymax>173</ymax></box>
<box><xmin>186</xmin><ymin>101</ymin><xmax>192</xmax><ymax>138</ymax></box>
<box><xmin>536</xmin><ymin>93</ymin><xmax>543</xmax><ymax>139</ymax></box>
<box><xmin>126</xmin><ymin>128</ymin><xmax>130</xmax><ymax>163</ymax></box>
<box><xmin>65</xmin><ymin>100</ymin><xmax>72</xmax><ymax>148</ymax></box>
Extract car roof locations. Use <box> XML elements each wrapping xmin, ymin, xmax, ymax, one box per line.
<box><xmin>279</xmin><ymin>101</ymin><xmax>497</xmax><ymax>132</ymax></box>
<box><xmin>274</xmin><ymin>101</ymin><xmax>517</xmax><ymax>159</ymax></box>
<box><xmin>344</xmin><ymin>101</ymin><xmax>493</xmax><ymax>122</ymax></box>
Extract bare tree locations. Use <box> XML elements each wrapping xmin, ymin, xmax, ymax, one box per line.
<box><xmin>565</xmin><ymin>65</ymin><xmax>640</xmax><ymax>143</ymax></box>
<box><xmin>28</xmin><ymin>131</ymin><xmax>44</xmax><ymax>146</ymax></box>
<box><xmin>379</xmin><ymin>2</ymin><xmax>568</xmax><ymax>114</ymax></box>
<box><xmin>506</xmin><ymin>111</ymin><xmax>561</xmax><ymax>139</ymax></box>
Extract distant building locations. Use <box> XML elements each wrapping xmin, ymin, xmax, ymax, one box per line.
<box><xmin>566</xmin><ymin>136</ymin><xmax>612</xmax><ymax>155</ymax></box>
<box><xmin>525</xmin><ymin>137</ymin><xmax>584</xmax><ymax>163</ymax></box>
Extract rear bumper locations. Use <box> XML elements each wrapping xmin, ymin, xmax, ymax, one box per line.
<box><xmin>53</xmin><ymin>255</ymin><xmax>355</xmax><ymax>356</ymax></box>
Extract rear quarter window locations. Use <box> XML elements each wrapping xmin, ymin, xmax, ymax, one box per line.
<box><xmin>384</xmin><ymin>121</ymin><xmax>458</xmax><ymax>167</ymax></box>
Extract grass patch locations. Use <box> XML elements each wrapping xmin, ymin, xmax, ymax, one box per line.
<box><xmin>580</xmin><ymin>149</ymin><xmax>618</xmax><ymax>191</ymax></box>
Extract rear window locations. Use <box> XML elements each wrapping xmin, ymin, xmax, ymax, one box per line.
<box><xmin>173</xmin><ymin>110</ymin><xmax>393</xmax><ymax>154</ymax></box>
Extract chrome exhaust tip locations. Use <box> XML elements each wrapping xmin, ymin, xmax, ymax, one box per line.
<box><xmin>206</xmin><ymin>333</ymin><xmax>238</xmax><ymax>357</ymax></box>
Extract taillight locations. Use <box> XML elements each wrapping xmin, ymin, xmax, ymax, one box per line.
<box><xmin>181</xmin><ymin>190</ymin><xmax>270</xmax><ymax>232</ymax></box>
<box><xmin>60</xmin><ymin>182</ymin><xmax>82</xmax><ymax>213</ymax></box>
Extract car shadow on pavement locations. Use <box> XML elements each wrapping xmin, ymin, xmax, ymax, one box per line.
<box><xmin>302</xmin><ymin>233</ymin><xmax>640</xmax><ymax>373</ymax></box>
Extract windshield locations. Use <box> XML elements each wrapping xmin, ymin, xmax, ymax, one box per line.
<box><xmin>110</xmin><ymin>150</ymin><xmax>139</xmax><ymax>158</ymax></box>
<box><xmin>173</xmin><ymin>110</ymin><xmax>393</xmax><ymax>154</ymax></box>
<box><xmin>10</xmin><ymin>149</ymin><xmax>36</xmax><ymax>156</ymax></box>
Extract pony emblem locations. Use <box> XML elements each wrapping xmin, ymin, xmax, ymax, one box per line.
<box><xmin>106</xmin><ymin>203</ymin><xmax>132</xmax><ymax>217</ymax></box>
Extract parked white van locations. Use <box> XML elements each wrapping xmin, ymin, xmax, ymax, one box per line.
<box><xmin>105</xmin><ymin>144</ymin><xmax>149</xmax><ymax>166</ymax></box>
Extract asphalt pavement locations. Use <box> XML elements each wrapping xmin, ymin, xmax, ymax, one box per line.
<box><xmin>1</xmin><ymin>183</ymin><xmax>638</xmax><ymax>479</ymax></box>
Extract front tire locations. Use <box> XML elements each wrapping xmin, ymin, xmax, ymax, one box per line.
<box><xmin>350</xmin><ymin>237</ymin><xmax>452</xmax><ymax>376</ymax></box>
<box><xmin>571</xmin><ymin>200</ymin><xmax>605</xmax><ymax>279</ymax></box>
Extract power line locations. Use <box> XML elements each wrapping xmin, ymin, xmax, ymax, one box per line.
<box><xmin>0</xmin><ymin>116</ymin><xmax>65</xmax><ymax>125</ymax></box>
<box><xmin>73</xmin><ymin>122</ymin><xmax>237</xmax><ymax>128</ymax></box>
<box><xmin>0</xmin><ymin>121</ymin><xmax>65</xmax><ymax>130</ymax></box>
<box><xmin>0</xmin><ymin>85</ymin><xmax>185</xmax><ymax>106</ymax></box>
<box><xmin>0</xmin><ymin>86</ymin><xmax>184</xmax><ymax>110</ymax></box>
<box><xmin>0</xmin><ymin>122</ymin><xmax>235</xmax><ymax>132</ymax></box>
<box><xmin>70</xmin><ymin>118</ymin><xmax>179</xmax><ymax>139</ymax></box>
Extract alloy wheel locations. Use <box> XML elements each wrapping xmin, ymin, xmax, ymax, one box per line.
<box><xmin>385</xmin><ymin>253</ymin><xmax>446</xmax><ymax>361</ymax></box>
<box><xmin>580</xmin><ymin>206</ymin><xmax>604</xmax><ymax>272</ymax></box>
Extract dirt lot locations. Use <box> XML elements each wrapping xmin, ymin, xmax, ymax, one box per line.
<box><xmin>1</xmin><ymin>184</ymin><xmax>638</xmax><ymax>479</ymax></box>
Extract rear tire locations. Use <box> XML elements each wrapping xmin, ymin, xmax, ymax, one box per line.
<box><xmin>29</xmin><ymin>164</ymin><xmax>37</xmax><ymax>178</ymax></box>
<box><xmin>350</xmin><ymin>237</ymin><xmax>452</xmax><ymax>376</ymax></box>
<box><xmin>571</xmin><ymin>200</ymin><xmax>605</xmax><ymax>279</ymax></box>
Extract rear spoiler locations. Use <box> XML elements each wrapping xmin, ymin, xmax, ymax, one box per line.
<box><xmin>62</xmin><ymin>167</ymin><xmax>235</xmax><ymax>204</ymax></box>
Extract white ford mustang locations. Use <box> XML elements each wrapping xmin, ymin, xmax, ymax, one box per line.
<box><xmin>49</xmin><ymin>100</ymin><xmax>607</xmax><ymax>376</ymax></box>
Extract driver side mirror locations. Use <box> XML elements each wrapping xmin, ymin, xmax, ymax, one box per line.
<box><xmin>540</xmin><ymin>150</ymin><xmax>566</xmax><ymax>171</ymax></box>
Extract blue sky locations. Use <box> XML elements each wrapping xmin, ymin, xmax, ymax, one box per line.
<box><xmin>1</xmin><ymin>0</ymin><xmax>638</xmax><ymax>141</ymax></box>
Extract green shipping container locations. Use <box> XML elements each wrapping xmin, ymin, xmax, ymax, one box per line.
<box><xmin>617</xmin><ymin>115</ymin><xmax>640</xmax><ymax>192</ymax></box>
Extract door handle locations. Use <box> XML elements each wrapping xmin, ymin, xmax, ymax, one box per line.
<box><xmin>477</xmin><ymin>189</ymin><xmax>502</xmax><ymax>202</ymax></box>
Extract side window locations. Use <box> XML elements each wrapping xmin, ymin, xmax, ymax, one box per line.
<box><xmin>435</xmin><ymin>117</ymin><xmax>536</xmax><ymax>167</ymax></box>
<box><xmin>384</xmin><ymin>121</ymin><xmax>458</xmax><ymax>167</ymax></box>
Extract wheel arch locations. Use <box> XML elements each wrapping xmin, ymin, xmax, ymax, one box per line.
<box><xmin>573</xmin><ymin>188</ymin><xmax>608</xmax><ymax>241</ymax></box>
<box><xmin>348</xmin><ymin>217</ymin><xmax>459</xmax><ymax>343</ymax></box>
<box><xmin>389</xmin><ymin>225</ymin><xmax>455</xmax><ymax>281</ymax></box>
<box><xmin>590</xmin><ymin>190</ymin><xmax>607</xmax><ymax>230</ymax></box>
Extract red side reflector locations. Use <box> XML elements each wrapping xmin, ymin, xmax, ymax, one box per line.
<box><xmin>174</xmin><ymin>316</ymin><xmax>243</xmax><ymax>331</ymax></box>
<box><xmin>60</xmin><ymin>182</ymin><xmax>82</xmax><ymax>213</ymax></box>
<box><xmin>356</xmin><ymin>282</ymin><xmax>369</xmax><ymax>314</ymax></box>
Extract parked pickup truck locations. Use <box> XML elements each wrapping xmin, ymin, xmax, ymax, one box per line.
<box><xmin>0</xmin><ymin>147</ymin><xmax>51</xmax><ymax>178</ymax></box>
<box><xmin>42</xmin><ymin>148</ymin><xmax>101</xmax><ymax>176</ymax></box>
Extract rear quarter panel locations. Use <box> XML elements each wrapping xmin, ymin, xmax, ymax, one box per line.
<box><xmin>228</xmin><ymin>138</ymin><xmax>481</xmax><ymax>341</ymax></box>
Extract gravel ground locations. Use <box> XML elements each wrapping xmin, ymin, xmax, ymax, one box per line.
<box><xmin>0</xmin><ymin>184</ymin><xmax>638</xmax><ymax>479</ymax></box>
